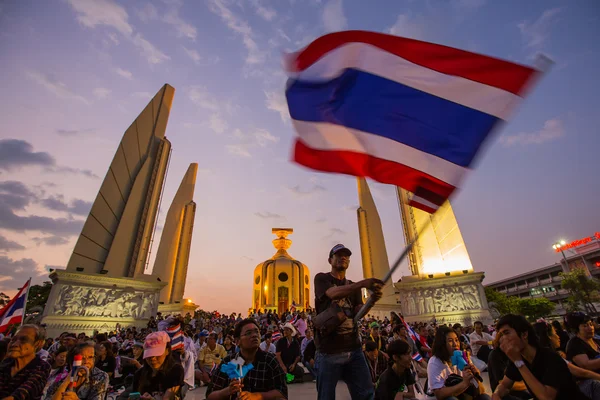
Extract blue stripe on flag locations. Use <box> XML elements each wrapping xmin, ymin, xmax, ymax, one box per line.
<box><xmin>287</xmin><ymin>68</ymin><xmax>498</xmax><ymax>167</ymax></box>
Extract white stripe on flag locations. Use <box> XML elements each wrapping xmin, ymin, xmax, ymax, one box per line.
<box><xmin>287</xmin><ymin>43</ymin><xmax>521</xmax><ymax>120</ymax></box>
<box><xmin>409</xmin><ymin>194</ymin><xmax>441</xmax><ymax>211</ymax></box>
<box><xmin>0</xmin><ymin>308</ymin><xmax>23</xmax><ymax>326</ymax></box>
<box><xmin>292</xmin><ymin>119</ymin><xmax>467</xmax><ymax>187</ymax></box>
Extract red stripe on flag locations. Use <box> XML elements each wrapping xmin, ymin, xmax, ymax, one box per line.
<box><xmin>287</xmin><ymin>30</ymin><xmax>537</xmax><ymax>95</ymax></box>
<box><xmin>294</xmin><ymin>139</ymin><xmax>455</xmax><ymax>205</ymax></box>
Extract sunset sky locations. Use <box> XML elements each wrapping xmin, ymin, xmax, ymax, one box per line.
<box><xmin>1</xmin><ymin>0</ymin><xmax>599</xmax><ymax>314</ymax></box>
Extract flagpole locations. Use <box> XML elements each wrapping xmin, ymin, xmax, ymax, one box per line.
<box><xmin>354</xmin><ymin>216</ymin><xmax>433</xmax><ymax>322</ymax></box>
<box><xmin>21</xmin><ymin>278</ymin><xmax>32</xmax><ymax>327</ymax></box>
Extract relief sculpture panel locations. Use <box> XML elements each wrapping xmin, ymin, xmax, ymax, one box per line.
<box><xmin>53</xmin><ymin>284</ymin><xmax>158</xmax><ymax>319</ymax></box>
<box><xmin>402</xmin><ymin>284</ymin><xmax>484</xmax><ymax>316</ymax></box>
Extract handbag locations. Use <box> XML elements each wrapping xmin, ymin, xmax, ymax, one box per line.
<box><xmin>444</xmin><ymin>373</ymin><xmax>479</xmax><ymax>400</ymax></box>
<box><xmin>313</xmin><ymin>279</ymin><xmax>351</xmax><ymax>336</ymax></box>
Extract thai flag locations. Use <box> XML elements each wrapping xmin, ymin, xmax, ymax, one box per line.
<box><xmin>412</xmin><ymin>352</ymin><xmax>423</xmax><ymax>362</ymax></box>
<box><xmin>290</xmin><ymin>301</ymin><xmax>297</xmax><ymax>313</ymax></box>
<box><xmin>271</xmin><ymin>331</ymin><xmax>282</xmax><ymax>342</ymax></box>
<box><xmin>0</xmin><ymin>279</ymin><xmax>30</xmax><ymax>334</ymax></box>
<box><xmin>399</xmin><ymin>314</ymin><xmax>430</xmax><ymax>350</ymax></box>
<box><xmin>290</xmin><ymin>314</ymin><xmax>298</xmax><ymax>324</ymax></box>
<box><xmin>285</xmin><ymin>31</ymin><xmax>541</xmax><ymax>213</ymax></box>
<box><xmin>166</xmin><ymin>323</ymin><xmax>184</xmax><ymax>351</ymax></box>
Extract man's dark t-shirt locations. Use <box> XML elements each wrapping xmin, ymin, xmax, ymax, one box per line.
<box><xmin>505</xmin><ymin>347</ymin><xmax>586</xmax><ymax>400</ymax></box>
<box><xmin>566</xmin><ymin>336</ymin><xmax>600</xmax><ymax>372</ymax></box>
<box><xmin>314</xmin><ymin>272</ymin><xmax>363</xmax><ymax>354</ymax></box>
<box><xmin>374</xmin><ymin>367</ymin><xmax>416</xmax><ymax>400</ymax></box>
<box><xmin>133</xmin><ymin>363</ymin><xmax>184</xmax><ymax>395</ymax></box>
<box><xmin>95</xmin><ymin>356</ymin><xmax>116</xmax><ymax>375</ymax></box>
<box><xmin>276</xmin><ymin>337</ymin><xmax>301</xmax><ymax>367</ymax></box>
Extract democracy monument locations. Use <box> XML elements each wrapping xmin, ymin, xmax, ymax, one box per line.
<box><xmin>41</xmin><ymin>84</ymin><xmax>199</xmax><ymax>337</ymax></box>
<box><xmin>356</xmin><ymin>178</ymin><xmax>492</xmax><ymax>325</ymax></box>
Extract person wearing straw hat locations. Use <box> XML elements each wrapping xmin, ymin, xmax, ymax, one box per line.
<box><xmin>276</xmin><ymin>323</ymin><xmax>303</xmax><ymax>383</ymax></box>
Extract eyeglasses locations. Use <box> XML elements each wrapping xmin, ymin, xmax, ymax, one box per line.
<box><xmin>241</xmin><ymin>329</ymin><xmax>260</xmax><ymax>338</ymax></box>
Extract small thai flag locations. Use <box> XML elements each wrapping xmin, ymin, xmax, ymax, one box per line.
<box><xmin>290</xmin><ymin>314</ymin><xmax>298</xmax><ymax>324</ymax></box>
<box><xmin>412</xmin><ymin>352</ymin><xmax>423</xmax><ymax>362</ymax></box>
<box><xmin>166</xmin><ymin>324</ymin><xmax>184</xmax><ymax>351</ymax></box>
<box><xmin>272</xmin><ymin>331</ymin><xmax>282</xmax><ymax>342</ymax></box>
<box><xmin>284</xmin><ymin>31</ymin><xmax>542</xmax><ymax>213</ymax></box>
<box><xmin>209</xmin><ymin>362</ymin><xmax>219</xmax><ymax>376</ymax></box>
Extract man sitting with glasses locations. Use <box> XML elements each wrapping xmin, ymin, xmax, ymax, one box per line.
<box><xmin>207</xmin><ymin>318</ymin><xmax>288</xmax><ymax>400</ymax></box>
<box><xmin>0</xmin><ymin>324</ymin><xmax>51</xmax><ymax>400</ymax></box>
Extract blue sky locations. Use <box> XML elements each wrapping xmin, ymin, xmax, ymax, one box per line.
<box><xmin>0</xmin><ymin>0</ymin><xmax>599</xmax><ymax>314</ymax></box>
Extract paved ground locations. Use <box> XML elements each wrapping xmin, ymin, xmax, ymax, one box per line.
<box><xmin>186</xmin><ymin>373</ymin><xmax>492</xmax><ymax>399</ymax></box>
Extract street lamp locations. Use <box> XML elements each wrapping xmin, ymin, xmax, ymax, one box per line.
<box><xmin>553</xmin><ymin>241</ymin><xmax>569</xmax><ymax>273</ymax></box>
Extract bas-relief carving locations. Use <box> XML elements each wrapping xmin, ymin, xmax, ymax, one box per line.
<box><xmin>53</xmin><ymin>285</ymin><xmax>158</xmax><ymax>319</ymax></box>
<box><xmin>401</xmin><ymin>284</ymin><xmax>483</xmax><ymax>316</ymax></box>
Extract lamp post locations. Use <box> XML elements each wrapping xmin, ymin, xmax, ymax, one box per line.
<box><xmin>553</xmin><ymin>241</ymin><xmax>569</xmax><ymax>273</ymax></box>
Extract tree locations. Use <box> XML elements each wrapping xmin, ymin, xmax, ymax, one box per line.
<box><xmin>484</xmin><ymin>287</ymin><xmax>521</xmax><ymax>315</ymax></box>
<box><xmin>26</xmin><ymin>281</ymin><xmax>53</xmax><ymax>312</ymax></box>
<box><xmin>517</xmin><ymin>298</ymin><xmax>555</xmax><ymax>321</ymax></box>
<box><xmin>0</xmin><ymin>292</ymin><xmax>9</xmax><ymax>307</ymax></box>
<box><xmin>560</xmin><ymin>269</ymin><xmax>600</xmax><ymax>315</ymax></box>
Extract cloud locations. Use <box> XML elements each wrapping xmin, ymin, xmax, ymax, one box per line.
<box><xmin>131</xmin><ymin>33</ymin><xmax>170</xmax><ymax>64</ymax></box>
<box><xmin>206</xmin><ymin>0</ymin><xmax>266</xmax><ymax>65</ymax></box>
<box><xmin>93</xmin><ymin>87</ymin><xmax>111</xmax><ymax>99</ymax></box>
<box><xmin>0</xmin><ymin>207</ymin><xmax>84</xmax><ymax>236</ymax></box>
<box><xmin>115</xmin><ymin>67</ymin><xmax>133</xmax><ymax>79</ymax></box>
<box><xmin>322</xmin><ymin>0</ymin><xmax>347</xmax><ymax>32</ymax></box>
<box><xmin>26</xmin><ymin>70</ymin><xmax>89</xmax><ymax>105</ymax></box>
<box><xmin>254</xmin><ymin>212</ymin><xmax>283</xmax><ymax>219</ymax></box>
<box><xmin>251</xmin><ymin>0</ymin><xmax>277</xmax><ymax>21</ymax></box>
<box><xmin>286</xmin><ymin>184</ymin><xmax>326</xmax><ymax>197</ymax></box>
<box><xmin>66</xmin><ymin>0</ymin><xmax>169</xmax><ymax>65</ymax></box>
<box><xmin>226</xmin><ymin>144</ymin><xmax>252</xmax><ymax>157</ymax></box>
<box><xmin>55</xmin><ymin>128</ymin><xmax>94</xmax><ymax>136</ymax></box>
<box><xmin>163</xmin><ymin>4</ymin><xmax>197</xmax><ymax>40</ymax></box>
<box><xmin>131</xmin><ymin>92</ymin><xmax>153</xmax><ymax>100</ymax></box>
<box><xmin>227</xmin><ymin>128</ymin><xmax>278</xmax><ymax>157</ymax></box>
<box><xmin>188</xmin><ymin>86</ymin><xmax>220</xmax><ymax>111</ymax></box>
<box><xmin>518</xmin><ymin>8</ymin><xmax>562</xmax><ymax>49</ymax></box>
<box><xmin>0</xmin><ymin>140</ymin><xmax>97</xmax><ymax>178</ymax></box>
<box><xmin>107</xmin><ymin>32</ymin><xmax>119</xmax><ymax>45</ymax></box>
<box><xmin>264</xmin><ymin>91</ymin><xmax>289</xmax><ymax>123</ymax></box>
<box><xmin>0</xmin><ymin>139</ymin><xmax>55</xmax><ymax>172</ymax></box>
<box><xmin>32</xmin><ymin>236</ymin><xmax>70</xmax><ymax>246</ymax></box>
<box><xmin>40</xmin><ymin>195</ymin><xmax>92</xmax><ymax>216</ymax></box>
<box><xmin>388</xmin><ymin>14</ymin><xmax>427</xmax><ymax>40</ymax></box>
<box><xmin>316</xmin><ymin>217</ymin><xmax>327</xmax><ymax>223</ymax></box>
<box><xmin>208</xmin><ymin>114</ymin><xmax>228</xmax><ymax>134</ymax></box>
<box><xmin>500</xmin><ymin>118</ymin><xmax>565</xmax><ymax>147</ymax></box>
<box><xmin>67</xmin><ymin>0</ymin><xmax>133</xmax><ymax>35</ymax></box>
<box><xmin>0</xmin><ymin>234</ymin><xmax>25</xmax><ymax>252</ymax></box>
<box><xmin>0</xmin><ymin>256</ymin><xmax>45</xmax><ymax>291</ymax></box>
<box><xmin>342</xmin><ymin>204</ymin><xmax>358</xmax><ymax>212</ymax></box>
<box><xmin>183</xmin><ymin>46</ymin><xmax>201</xmax><ymax>64</ymax></box>
<box><xmin>136</xmin><ymin>3</ymin><xmax>158</xmax><ymax>22</ymax></box>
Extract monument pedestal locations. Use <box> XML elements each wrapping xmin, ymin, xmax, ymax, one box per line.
<box><xmin>42</xmin><ymin>270</ymin><xmax>165</xmax><ymax>338</ymax></box>
<box><xmin>366</xmin><ymin>303</ymin><xmax>401</xmax><ymax>320</ymax></box>
<box><xmin>158</xmin><ymin>301</ymin><xmax>198</xmax><ymax>316</ymax></box>
<box><xmin>394</xmin><ymin>272</ymin><xmax>492</xmax><ymax>326</ymax></box>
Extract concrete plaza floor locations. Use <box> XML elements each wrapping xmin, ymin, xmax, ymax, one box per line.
<box><xmin>186</xmin><ymin>372</ymin><xmax>492</xmax><ymax>399</ymax></box>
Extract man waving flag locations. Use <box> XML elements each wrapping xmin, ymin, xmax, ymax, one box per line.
<box><xmin>0</xmin><ymin>278</ymin><xmax>31</xmax><ymax>334</ymax></box>
<box><xmin>284</xmin><ymin>30</ymin><xmax>544</xmax><ymax>213</ymax></box>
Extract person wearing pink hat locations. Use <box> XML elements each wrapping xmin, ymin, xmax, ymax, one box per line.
<box><xmin>132</xmin><ymin>331</ymin><xmax>184</xmax><ymax>400</ymax></box>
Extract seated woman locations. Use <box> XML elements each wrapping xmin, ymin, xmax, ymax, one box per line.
<box><xmin>45</xmin><ymin>343</ymin><xmax>109</xmax><ymax>400</ymax></box>
<box><xmin>43</xmin><ymin>346</ymin><xmax>69</xmax><ymax>397</ymax></box>
<box><xmin>566</xmin><ymin>312</ymin><xmax>600</xmax><ymax>374</ymax></box>
<box><xmin>427</xmin><ymin>326</ymin><xmax>490</xmax><ymax>400</ymax></box>
<box><xmin>95</xmin><ymin>341</ymin><xmax>117</xmax><ymax>382</ymax></box>
<box><xmin>132</xmin><ymin>331</ymin><xmax>184</xmax><ymax>400</ymax></box>
<box><xmin>374</xmin><ymin>339</ymin><xmax>417</xmax><ymax>400</ymax></box>
<box><xmin>534</xmin><ymin>320</ymin><xmax>600</xmax><ymax>400</ymax></box>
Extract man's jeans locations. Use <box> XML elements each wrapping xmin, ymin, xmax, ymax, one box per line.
<box><xmin>315</xmin><ymin>348</ymin><xmax>374</xmax><ymax>400</ymax></box>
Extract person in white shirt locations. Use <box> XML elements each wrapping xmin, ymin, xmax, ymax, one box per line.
<box><xmin>427</xmin><ymin>326</ymin><xmax>489</xmax><ymax>400</ymax></box>
<box><xmin>470</xmin><ymin>321</ymin><xmax>494</xmax><ymax>363</ymax></box>
<box><xmin>259</xmin><ymin>332</ymin><xmax>276</xmax><ymax>353</ymax></box>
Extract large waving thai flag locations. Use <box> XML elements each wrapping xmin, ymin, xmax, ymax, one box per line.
<box><xmin>0</xmin><ymin>279</ymin><xmax>30</xmax><ymax>334</ymax></box>
<box><xmin>285</xmin><ymin>31</ymin><xmax>541</xmax><ymax>213</ymax></box>
<box><xmin>399</xmin><ymin>313</ymin><xmax>430</xmax><ymax>350</ymax></box>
